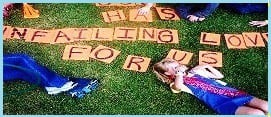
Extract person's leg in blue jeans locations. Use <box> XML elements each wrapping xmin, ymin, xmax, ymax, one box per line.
<box><xmin>4</xmin><ymin>54</ymin><xmax>99</xmax><ymax>98</ymax></box>
<box><xmin>4</xmin><ymin>54</ymin><xmax>70</xmax><ymax>87</ymax></box>
<box><xmin>175</xmin><ymin>3</ymin><xmax>193</xmax><ymax>20</ymax></box>
<box><xmin>221</xmin><ymin>3</ymin><xmax>267</xmax><ymax>14</ymax></box>
<box><xmin>176</xmin><ymin>3</ymin><xmax>219</xmax><ymax>22</ymax></box>
<box><xmin>193</xmin><ymin>3</ymin><xmax>220</xmax><ymax>19</ymax></box>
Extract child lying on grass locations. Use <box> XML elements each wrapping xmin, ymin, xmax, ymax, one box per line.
<box><xmin>153</xmin><ymin>58</ymin><xmax>268</xmax><ymax>115</ymax></box>
<box><xmin>4</xmin><ymin>54</ymin><xmax>99</xmax><ymax>98</ymax></box>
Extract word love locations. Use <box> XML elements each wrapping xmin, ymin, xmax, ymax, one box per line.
<box><xmin>101</xmin><ymin>7</ymin><xmax>180</xmax><ymax>23</ymax></box>
<box><xmin>63</xmin><ymin>45</ymin><xmax>223</xmax><ymax>73</ymax></box>
<box><xmin>3</xmin><ymin>26</ymin><xmax>179</xmax><ymax>44</ymax></box>
<box><xmin>200</xmin><ymin>32</ymin><xmax>268</xmax><ymax>49</ymax></box>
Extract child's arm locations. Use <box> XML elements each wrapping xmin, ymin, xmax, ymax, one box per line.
<box><xmin>138</xmin><ymin>3</ymin><xmax>153</xmax><ymax>15</ymax></box>
<box><xmin>169</xmin><ymin>68</ymin><xmax>184</xmax><ymax>93</ymax></box>
<box><xmin>170</xmin><ymin>76</ymin><xmax>182</xmax><ymax>93</ymax></box>
<box><xmin>170</xmin><ymin>68</ymin><xmax>193</xmax><ymax>94</ymax></box>
<box><xmin>216</xmin><ymin>80</ymin><xmax>227</xmax><ymax>86</ymax></box>
<box><xmin>170</xmin><ymin>76</ymin><xmax>193</xmax><ymax>94</ymax></box>
<box><xmin>192</xmin><ymin>64</ymin><xmax>224</xmax><ymax>79</ymax></box>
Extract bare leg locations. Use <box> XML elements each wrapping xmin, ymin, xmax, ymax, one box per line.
<box><xmin>247</xmin><ymin>97</ymin><xmax>268</xmax><ymax>114</ymax></box>
<box><xmin>235</xmin><ymin>106</ymin><xmax>265</xmax><ymax>115</ymax></box>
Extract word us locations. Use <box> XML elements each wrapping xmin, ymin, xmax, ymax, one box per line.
<box><xmin>3</xmin><ymin>26</ymin><xmax>179</xmax><ymax>44</ymax></box>
<box><xmin>99</xmin><ymin>6</ymin><xmax>180</xmax><ymax>22</ymax></box>
<box><xmin>200</xmin><ymin>32</ymin><xmax>268</xmax><ymax>49</ymax></box>
<box><xmin>63</xmin><ymin>44</ymin><xmax>222</xmax><ymax>72</ymax></box>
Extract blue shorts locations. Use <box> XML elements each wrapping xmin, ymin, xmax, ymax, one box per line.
<box><xmin>214</xmin><ymin>96</ymin><xmax>254</xmax><ymax>114</ymax></box>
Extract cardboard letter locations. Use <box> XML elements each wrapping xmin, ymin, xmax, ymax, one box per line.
<box><xmin>200</xmin><ymin>32</ymin><xmax>221</xmax><ymax>46</ymax></box>
<box><xmin>138</xmin><ymin>28</ymin><xmax>156</xmax><ymax>41</ymax></box>
<box><xmin>3</xmin><ymin>26</ymin><xmax>12</xmax><ymax>40</ymax></box>
<box><xmin>95</xmin><ymin>3</ymin><xmax>112</xmax><ymax>6</ymax></box>
<box><xmin>199</xmin><ymin>51</ymin><xmax>222</xmax><ymax>68</ymax></box>
<box><xmin>51</xmin><ymin>29</ymin><xmax>74</xmax><ymax>44</ymax></box>
<box><xmin>224</xmin><ymin>34</ymin><xmax>247</xmax><ymax>49</ymax></box>
<box><xmin>157</xmin><ymin>29</ymin><xmax>179</xmax><ymax>43</ymax></box>
<box><xmin>25</xmin><ymin>29</ymin><xmax>52</xmax><ymax>43</ymax></box>
<box><xmin>114</xmin><ymin>27</ymin><xmax>137</xmax><ymax>41</ymax></box>
<box><xmin>242</xmin><ymin>32</ymin><xmax>265</xmax><ymax>47</ymax></box>
<box><xmin>166</xmin><ymin>49</ymin><xmax>193</xmax><ymax>65</ymax></box>
<box><xmin>62</xmin><ymin>45</ymin><xmax>92</xmax><ymax>60</ymax></box>
<box><xmin>67</xmin><ymin>28</ymin><xmax>92</xmax><ymax>42</ymax></box>
<box><xmin>261</xmin><ymin>33</ymin><xmax>268</xmax><ymax>42</ymax></box>
<box><xmin>129</xmin><ymin>9</ymin><xmax>153</xmax><ymax>22</ymax></box>
<box><xmin>155</xmin><ymin>7</ymin><xmax>180</xmax><ymax>20</ymax></box>
<box><xmin>91</xmin><ymin>28</ymin><xmax>114</xmax><ymax>41</ymax></box>
<box><xmin>9</xmin><ymin>27</ymin><xmax>31</xmax><ymax>40</ymax></box>
<box><xmin>102</xmin><ymin>10</ymin><xmax>126</xmax><ymax>23</ymax></box>
<box><xmin>116</xmin><ymin>3</ymin><xmax>136</xmax><ymax>6</ymax></box>
<box><xmin>90</xmin><ymin>45</ymin><xmax>121</xmax><ymax>64</ymax></box>
<box><xmin>123</xmin><ymin>55</ymin><xmax>151</xmax><ymax>72</ymax></box>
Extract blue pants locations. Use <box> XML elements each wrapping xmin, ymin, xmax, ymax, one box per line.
<box><xmin>221</xmin><ymin>3</ymin><xmax>267</xmax><ymax>14</ymax></box>
<box><xmin>4</xmin><ymin>54</ymin><xmax>69</xmax><ymax>88</ymax></box>
<box><xmin>175</xmin><ymin>3</ymin><xmax>220</xmax><ymax>19</ymax></box>
<box><xmin>175</xmin><ymin>3</ymin><xmax>267</xmax><ymax>21</ymax></box>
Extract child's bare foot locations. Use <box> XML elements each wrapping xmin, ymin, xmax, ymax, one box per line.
<box><xmin>187</xmin><ymin>15</ymin><xmax>205</xmax><ymax>22</ymax></box>
<box><xmin>198</xmin><ymin>17</ymin><xmax>205</xmax><ymax>22</ymax></box>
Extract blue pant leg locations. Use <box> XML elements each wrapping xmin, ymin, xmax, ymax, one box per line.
<box><xmin>175</xmin><ymin>4</ymin><xmax>193</xmax><ymax>20</ymax></box>
<box><xmin>193</xmin><ymin>3</ymin><xmax>220</xmax><ymax>18</ymax></box>
<box><xmin>222</xmin><ymin>3</ymin><xmax>267</xmax><ymax>14</ymax></box>
<box><xmin>3</xmin><ymin>54</ymin><xmax>69</xmax><ymax>88</ymax></box>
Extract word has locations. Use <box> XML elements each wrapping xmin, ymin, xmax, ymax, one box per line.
<box><xmin>101</xmin><ymin>7</ymin><xmax>180</xmax><ymax>23</ymax></box>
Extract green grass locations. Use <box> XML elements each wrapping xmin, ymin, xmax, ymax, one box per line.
<box><xmin>3</xmin><ymin>3</ymin><xmax>268</xmax><ymax>115</ymax></box>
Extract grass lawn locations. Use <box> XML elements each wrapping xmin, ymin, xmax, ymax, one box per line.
<box><xmin>3</xmin><ymin>3</ymin><xmax>268</xmax><ymax>114</ymax></box>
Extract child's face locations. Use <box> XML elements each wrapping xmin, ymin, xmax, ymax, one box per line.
<box><xmin>164</xmin><ymin>61</ymin><xmax>188</xmax><ymax>76</ymax></box>
<box><xmin>164</xmin><ymin>61</ymin><xmax>181</xmax><ymax>75</ymax></box>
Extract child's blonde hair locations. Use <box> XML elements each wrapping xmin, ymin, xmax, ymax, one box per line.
<box><xmin>153</xmin><ymin>58</ymin><xmax>176</xmax><ymax>84</ymax></box>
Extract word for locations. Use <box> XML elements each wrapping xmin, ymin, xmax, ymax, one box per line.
<box><xmin>101</xmin><ymin>7</ymin><xmax>180</xmax><ymax>23</ymax></box>
<box><xmin>200</xmin><ymin>32</ymin><xmax>268</xmax><ymax>49</ymax></box>
<box><xmin>63</xmin><ymin>44</ymin><xmax>223</xmax><ymax>72</ymax></box>
<box><xmin>3</xmin><ymin>26</ymin><xmax>179</xmax><ymax>44</ymax></box>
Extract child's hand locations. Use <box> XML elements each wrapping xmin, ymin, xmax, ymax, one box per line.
<box><xmin>249</xmin><ymin>20</ymin><xmax>268</xmax><ymax>27</ymax></box>
<box><xmin>174</xmin><ymin>74</ymin><xmax>184</xmax><ymax>89</ymax></box>
<box><xmin>138</xmin><ymin>7</ymin><xmax>151</xmax><ymax>15</ymax></box>
<box><xmin>175</xmin><ymin>66</ymin><xmax>186</xmax><ymax>77</ymax></box>
<box><xmin>138</xmin><ymin>3</ymin><xmax>153</xmax><ymax>15</ymax></box>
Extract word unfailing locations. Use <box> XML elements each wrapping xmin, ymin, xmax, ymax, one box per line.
<box><xmin>3</xmin><ymin>26</ymin><xmax>179</xmax><ymax>44</ymax></box>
